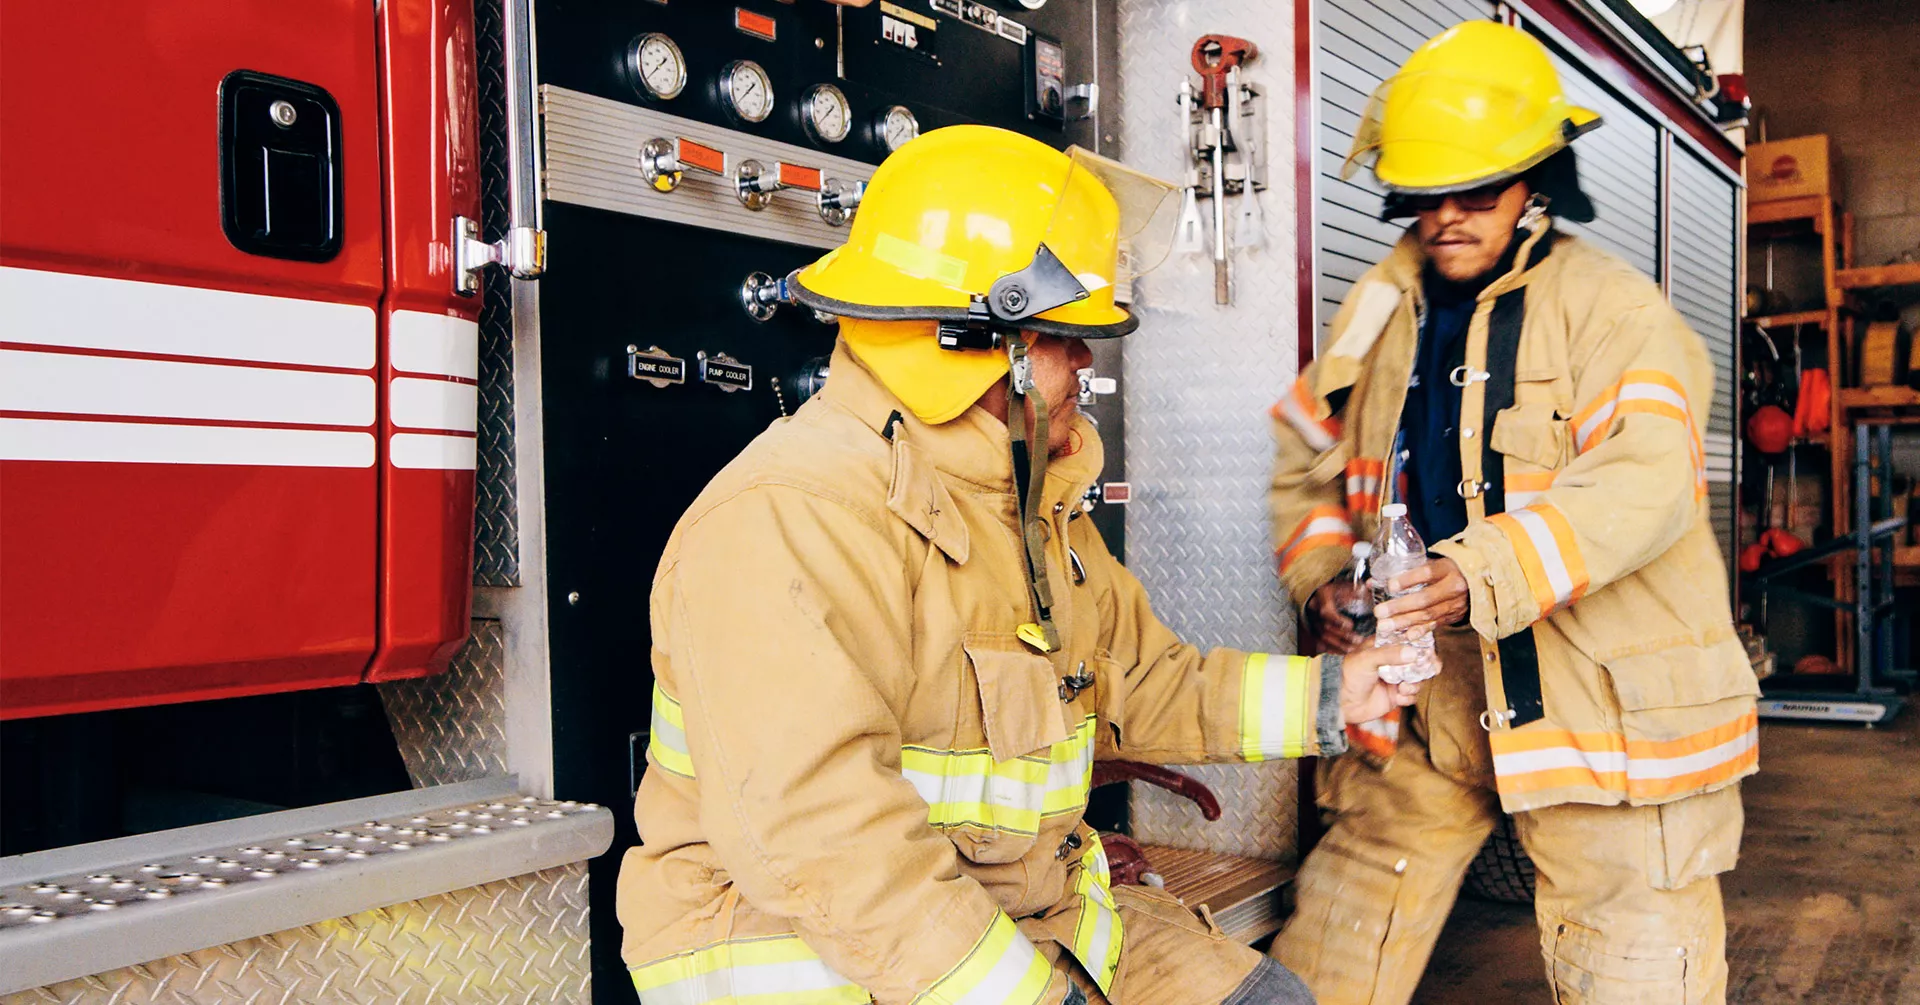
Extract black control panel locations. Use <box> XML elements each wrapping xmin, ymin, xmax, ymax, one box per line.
<box><xmin>524</xmin><ymin>3</ymin><xmax>1114</xmax><ymax>999</ymax></box>
<box><xmin>537</xmin><ymin>0</ymin><xmax>1102</xmax><ymax>164</ymax></box>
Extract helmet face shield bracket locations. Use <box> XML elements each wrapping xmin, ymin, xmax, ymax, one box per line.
<box><xmin>935</xmin><ymin>242</ymin><xmax>1090</xmax><ymax>353</ymax></box>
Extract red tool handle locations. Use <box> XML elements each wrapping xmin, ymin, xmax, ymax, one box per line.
<box><xmin>1191</xmin><ymin>34</ymin><xmax>1258</xmax><ymax>109</ymax></box>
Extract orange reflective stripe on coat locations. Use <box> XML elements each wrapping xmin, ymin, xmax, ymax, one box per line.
<box><xmin>1486</xmin><ymin>503</ymin><xmax>1589</xmax><ymax>613</ymax></box>
<box><xmin>1488</xmin><ymin>709</ymin><xmax>1758</xmax><ymax>801</ymax></box>
<box><xmin>1272</xmin><ymin>375</ymin><xmax>1342</xmax><ymax>453</ymax></box>
<box><xmin>1278</xmin><ymin>505</ymin><xmax>1355</xmax><ymax>574</ymax></box>
<box><xmin>1569</xmin><ymin>369</ymin><xmax>1706</xmax><ymax>501</ymax></box>
<box><xmin>1346</xmin><ymin>708</ymin><xmax>1401</xmax><ymax>758</ymax></box>
<box><xmin>1503</xmin><ymin>470</ymin><xmax>1555</xmax><ymax>510</ymax></box>
<box><xmin>1344</xmin><ymin>456</ymin><xmax>1386</xmax><ymax>516</ymax></box>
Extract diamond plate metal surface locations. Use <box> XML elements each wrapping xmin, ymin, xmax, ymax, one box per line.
<box><xmin>3</xmin><ymin>864</ymin><xmax>590</xmax><ymax>1005</ymax></box>
<box><xmin>379</xmin><ymin>620</ymin><xmax>510</xmax><ymax>789</ymax></box>
<box><xmin>1116</xmin><ymin>0</ymin><xmax>1303</xmax><ymax>862</ymax></box>
<box><xmin>474</xmin><ymin>0</ymin><xmax>521</xmax><ymax>587</ymax></box>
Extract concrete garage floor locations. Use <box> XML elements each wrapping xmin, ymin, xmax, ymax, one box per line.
<box><xmin>1410</xmin><ymin>709</ymin><xmax>1920</xmax><ymax>1004</ymax></box>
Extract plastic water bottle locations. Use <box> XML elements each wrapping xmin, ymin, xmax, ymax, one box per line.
<box><xmin>1336</xmin><ymin>542</ymin><xmax>1377</xmax><ymax>637</ymax></box>
<box><xmin>1370</xmin><ymin>503</ymin><xmax>1441</xmax><ymax>685</ymax></box>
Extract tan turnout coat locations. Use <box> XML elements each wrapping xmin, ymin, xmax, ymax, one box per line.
<box><xmin>620</xmin><ymin>343</ymin><xmax>1339</xmax><ymax>1005</ymax></box>
<box><xmin>1269</xmin><ymin>224</ymin><xmax>1759</xmax><ymax>814</ymax></box>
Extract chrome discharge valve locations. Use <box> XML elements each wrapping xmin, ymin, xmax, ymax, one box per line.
<box><xmin>817</xmin><ymin>177</ymin><xmax>865</xmax><ymax>227</ymax></box>
<box><xmin>640</xmin><ymin>136</ymin><xmax>728</xmax><ymax>193</ymax></box>
<box><xmin>735</xmin><ymin>159</ymin><xmax>822</xmax><ymax>211</ymax></box>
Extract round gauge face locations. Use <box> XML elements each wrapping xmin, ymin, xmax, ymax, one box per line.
<box><xmin>629</xmin><ymin>34</ymin><xmax>687</xmax><ymax>101</ymax></box>
<box><xmin>802</xmin><ymin>84</ymin><xmax>852</xmax><ymax>144</ymax></box>
<box><xmin>878</xmin><ymin>105</ymin><xmax>920</xmax><ymax>153</ymax></box>
<box><xmin>1016</xmin><ymin>0</ymin><xmax>1048</xmax><ymax>8</ymax></box>
<box><xmin>721</xmin><ymin>60</ymin><xmax>775</xmax><ymax>124</ymax></box>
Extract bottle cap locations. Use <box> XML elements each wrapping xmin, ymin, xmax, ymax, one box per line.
<box><xmin>1381</xmin><ymin>503</ymin><xmax>1408</xmax><ymax>518</ymax></box>
<box><xmin>1352</xmin><ymin>542</ymin><xmax>1373</xmax><ymax>557</ymax></box>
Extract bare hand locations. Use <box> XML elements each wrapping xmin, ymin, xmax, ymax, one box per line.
<box><xmin>1338</xmin><ymin>645</ymin><xmax>1423</xmax><ymax>723</ymax></box>
<box><xmin>1375</xmin><ymin>557</ymin><xmax>1470</xmax><ymax>637</ymax></box>
<box><xmin>1305</xmin><ymin>583</ymin><xmax>1365</xmax><ymax>654</ymax></box>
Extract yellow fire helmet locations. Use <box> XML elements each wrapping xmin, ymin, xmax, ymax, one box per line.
<box><xmin>1344</xmin><ymin>20</ymin><xmax>1602</xmax><ymax>194</ymax></box>
<box><xmin>788</xmin><ymin>125</ymin><xmax>1178</xmax><ymax>425</ymax></box>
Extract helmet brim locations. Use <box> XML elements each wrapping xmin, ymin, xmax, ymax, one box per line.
<box><xmin>787</xmin><ymin>271</ymin><xmax>1140</xmax><ymax>339</ymax></box>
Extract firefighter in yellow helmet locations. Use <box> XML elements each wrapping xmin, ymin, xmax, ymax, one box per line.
<box><xmin>1268</xmin><ymin>22</ymin><xmax>1755</xmax><ymax>1005</ymax></box>
<box><xmin>616</xmin><ymin>124</ymin><xmax>1423</xmax><ymax>1005</ymax></box>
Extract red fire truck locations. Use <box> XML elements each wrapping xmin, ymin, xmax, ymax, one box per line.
<box><xmin>0</xmin><ymin>0</ymin><xmax>1741</xmax><ymax>1001</ymax></box>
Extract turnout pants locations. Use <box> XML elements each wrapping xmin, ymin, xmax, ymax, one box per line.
<box><xmin>1038</xmin><ymin>884</ymin><xmax>1313</xmax><ymax>1005</ymax></box>
<box><xmin>1271</xmin><ymin>628</ymin><xmax>1742</xmax><ymax>1004</ymax></box>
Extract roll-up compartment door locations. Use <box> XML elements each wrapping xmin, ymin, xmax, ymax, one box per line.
<box><xmin>1541</xmin><ymin>42</ymin><xmax>1661</xmax><ymax>276</ymax></box>
<box><xmin>1669</xmin><ymin>146</ymin><xmax>1742</xmax><ymax>570</ymax></box>
<box><xmin>1313</xmin><ymin>0</ymin><xmax>1494</xmax><ymax>342</ymax></box>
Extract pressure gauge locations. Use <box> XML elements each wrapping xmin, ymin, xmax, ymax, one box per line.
<box><xmin>877</xmin><ymin>105</ymin><xmax>920</xmax><ymax>153</ymax></box>
<box><xmin>720</xmin><ymin>59</ymin><xmax>775</xmax><ymax>124</ymax></box>
<box><xmin>802</xmin><ymin>84</ymin><xmax>852</xmax><ymax>144</ymax></box>
<box><xmin>1014</xmin><ymin>0</ymin><xmax>1048</xmax><ymax>8</ymax></box>
<box><xmin>626</xmin><ymin>33</ymin><xmax>687</xmax><ymax>101</ymax></box>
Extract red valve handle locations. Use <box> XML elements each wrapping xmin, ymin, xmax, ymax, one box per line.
<box><xmin>1190</xmin><ymin>34</ymin><xmax>1258</xmax><ymax>110</ymax></box>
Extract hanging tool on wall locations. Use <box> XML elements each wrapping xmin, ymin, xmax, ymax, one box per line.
<box><xmin>1183</xmin><ymin>34</ymin><xmax>1267</xmax><ymax>305</ymax></box>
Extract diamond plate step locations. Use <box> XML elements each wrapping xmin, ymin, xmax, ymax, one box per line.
<box><xmin>0</xmin><ymin>777</ymin><xmax>612</xmax><ymax>995</ymax></box>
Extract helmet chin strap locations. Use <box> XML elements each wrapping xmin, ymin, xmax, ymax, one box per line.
<box><xmin>1005</xmin><ymin>335</ymin><xmax>1062</xmax><ymax>654</ymax></box>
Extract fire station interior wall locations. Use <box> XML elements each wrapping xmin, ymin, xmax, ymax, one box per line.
<box><xmin>1112</xmin><ymin>0</ymin><xmax>1307</xmax><ymax>861</ymax></box>
<box><xmin>1747</xmin><ymin>0</ymin><xmax>1920</xmax><ymax>270</ymax></box>
<box><xmin>1311</xmin><ymin>0</ymin><xmax>1496</xmax><ymax>342</ymax></box>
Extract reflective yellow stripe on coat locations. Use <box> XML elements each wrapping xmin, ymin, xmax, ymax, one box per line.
<box><xmin>649</xmin><ymin>682</ymin><xmax>696</xmax><ymax>779</ymax></box>
<box><xmin>1070</xmin><ymin>834</ymin><xmax>1124</xmax><ymax>993</ymax></box>
<box><xmin>913</xmin><ymin>913</ymin><xmax>1052</xmax><ymax>1005</ymax></box>
<box><xmin>630</xmin><ymin>933</ymin><xmax>868</xmax><ymax>1004</ymax></box>
<box><xmin>1239</xmin><ymin>653</ymin><xmax>1320</xmax><ymax>761</ymax></box>
<box><xmin>902</xmin><ymin>715</ymin><xmax>1096</xmax><ymax>836</ymax></box>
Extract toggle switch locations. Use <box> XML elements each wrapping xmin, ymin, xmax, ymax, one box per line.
<box><xmin>817</xmin><ymin>177</ymin><xmax>865</xmax><ymax>227</ymax></box>
<box><xmin>639</xmin><ymin>136</ymin><xmax>727</xmax><ymax>193</ymax></box>
<box><xmin>735</xmin><ymin>159</ymin><xmax>822</xmax><ymax>211</ymax></box>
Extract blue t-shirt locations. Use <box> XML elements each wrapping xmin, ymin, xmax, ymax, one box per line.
<box><xmin>1399</xmin><ymin>273</ymin><xmax>1479</xmax><ymax>545</ymax></box>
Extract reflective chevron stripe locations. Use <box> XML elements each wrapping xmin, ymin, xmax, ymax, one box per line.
<box><xmin>1277</xmin><ymin>505</ymin><xmax>1355</xmax><ymax>574</ymax></box>
<box><xmin>902</xmin><ymin>715</ymin><xmax>1096</xmax><ymax>836</ymax></box>
<box><xmin>1069</xmin><ymin>834</ymin><xmax>1123</xmax><ymax>994</ymax></box>
<box><xmin>1272</xmin><ymin>375</ymin><xmax>1342</xmax><ymax>452</ymax></box>
<box><xmin>1238</xmin><ymin>653</ymin><xmax>1320</xmax><ymax>761</ymax></box>
<box><xmin>1345</xmin><ymin>456</ymin><xmax>1386</xmax><ymax>516</ymax></box>
<box><xmin>1489</xmin><ymin>710</ymin><xmax>1759</xmax><ymax>801</ymax></box>
<box><xmin>1488</xmin><ymin>503</ymin><xmax>1589</xmax><ymax>614</ymax></box>
<box><xmin>648</xmin><ymin>682</ymin><xmax>696</xmax><ymax>779</ymax></box>
<box><xmin>630</xmin><ymin>933</ymin><xmax>869</xmax><ymax>1004</ymax></box>
<box><xmin>913</xmin><ymin>912</ymin><xmax>1052</xmax><ymax>1005</ymax></box>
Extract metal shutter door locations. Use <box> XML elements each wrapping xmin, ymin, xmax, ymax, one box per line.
<box><xmin>1314</xmin><ymin>0</ymin><xmax>1493</xmax><ymax>341</ymax></box>
<box><xmin>1541</xmin><ymin>42</ymin><xmax>1661</xmax><ymax>276</ymax></box>
<box><xmin>1669</xmin><ymin>145</ymin><xmax>1741</xmax><ymax>568</ymax></box>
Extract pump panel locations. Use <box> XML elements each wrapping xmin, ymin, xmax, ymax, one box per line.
<box><xmin>521</xmin><ymin>1</ymin><xmax>1115</xmax><ymax>996</ymax></box>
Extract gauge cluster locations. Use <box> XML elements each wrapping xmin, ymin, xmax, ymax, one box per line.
<box><xmin>556</xmin><ymin>2</ymin><xmax>1095</xmax><ymax>166</ymax></box>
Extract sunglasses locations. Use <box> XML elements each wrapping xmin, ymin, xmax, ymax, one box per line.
<box><xmin>1403</xmin><ymin>180</ymin><xmax>1520</xmax><ymax>214</ymax></box>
